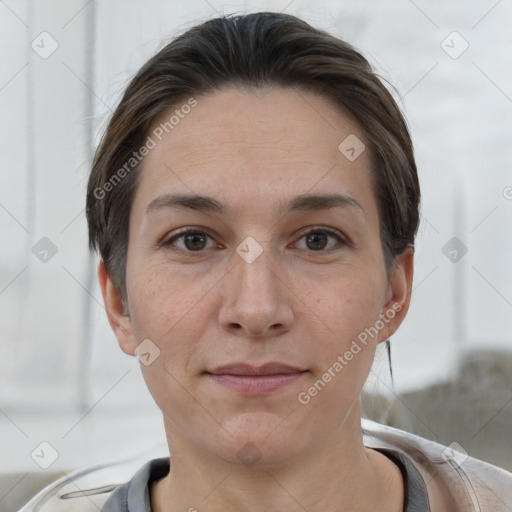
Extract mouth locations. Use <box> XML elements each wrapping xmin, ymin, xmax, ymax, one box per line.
<box><xmin>205</xmin><ymin>362</ymin><xmax>308</xmax><ymax>395</ymax></box>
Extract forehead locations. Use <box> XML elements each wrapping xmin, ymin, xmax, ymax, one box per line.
<box><xmin>131</xmin><ymin>86</ymin><xmax>377</xmax><ymax>221</ymax></box>
<box><xmin>148</xmin><ymin>85</ymin><xmax>365</xmax><ymax>159</ymax></box>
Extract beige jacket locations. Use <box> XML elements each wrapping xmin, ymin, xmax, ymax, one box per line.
<box><xmin>18</xmin><ymin>419</ymin><xmax>512</xmax><ymax>511</ymax></box>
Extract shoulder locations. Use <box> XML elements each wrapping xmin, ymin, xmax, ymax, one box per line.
<box><xmin>17</xmin><ymin>451</ymin><xmax>168</xmax><ymax>512</ymax></box>
<box><xmin>362</xmin><ymin>419</ymin><xmax>512</xmax><ymax>512</ymax></box>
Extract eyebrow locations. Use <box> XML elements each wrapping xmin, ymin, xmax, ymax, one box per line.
<box><xmin>145</xmin><ymin>192</ymin><xmax>365</xmax><ymax>218</ymax></box>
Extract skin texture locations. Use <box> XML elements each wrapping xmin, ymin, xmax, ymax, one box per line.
<box><xmin>98</xmin><ymin>86</ymin><xmax>414</xmax><ymax>511</ymax></box>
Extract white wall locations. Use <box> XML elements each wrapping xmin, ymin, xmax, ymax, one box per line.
<box><xmin>1</xmin><ymin>0</ymin><xmax>511</xmax><ymax>474</ymax></box>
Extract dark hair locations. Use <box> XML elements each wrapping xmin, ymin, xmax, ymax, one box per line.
<box><xmin>86</xmin><ymin>11</ymin><xmax>420</xmax><ymax>301</ymax></box>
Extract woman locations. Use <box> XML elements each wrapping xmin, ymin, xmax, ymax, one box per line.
<box><xmin>20</xmin><ymin>11</ymin><xmax>512</xmax><ymax>512</ymax></box>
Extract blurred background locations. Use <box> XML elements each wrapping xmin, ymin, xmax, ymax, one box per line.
<box><xmin>1</xmin><ymin>0</ymin><xmax>511</xmax><ymax>510</ymax></box>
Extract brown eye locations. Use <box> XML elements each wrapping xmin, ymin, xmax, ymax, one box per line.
<box><xmin>182</xmin><ymin>232</ymin><xmax>208</xmax><ymax>251</ymax></box>
<box><xmin>162</xmin><ymin>229</ymin><xmax>217</xmax><ymax>252</ymax></box>
<box><xmin>305</xmin><ymin>232</ymin><xmax>329</xmax><ymax>250</ymax></box>
<box><xmin>295</xmin><ymin>228</ymin><xmax>347</xmax><ymax>252</ymax></box>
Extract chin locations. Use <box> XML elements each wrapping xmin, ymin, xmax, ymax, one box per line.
<box><xmin>214</xmin><ymin>411</ymin><xmax>308</xmax><ymax>466</ymax></box>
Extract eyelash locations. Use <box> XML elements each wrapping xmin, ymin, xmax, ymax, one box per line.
<box><xmin>160</xmin><ymin>227</ymin><xmax>349</xmax><ymax>255</ymax></box>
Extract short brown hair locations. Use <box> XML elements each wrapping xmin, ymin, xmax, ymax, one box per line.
<box><xmin>86</xmin><ymin>11</ymin><xmax>420</xmax><ymax>301</ymax></box>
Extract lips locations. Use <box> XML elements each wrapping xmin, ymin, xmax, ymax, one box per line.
<box><xmin>206</xmin><ymin>362</ymin><xmax>305</xmax><ymax>376</ymax></box>
<box><xmin>205</xmin><ymin>362</ymin><xmax>307</xmax><ymax>395</ymax></box>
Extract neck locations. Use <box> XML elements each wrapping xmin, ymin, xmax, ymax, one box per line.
<box><xmin>151</xmin><ymin>406</ymin><xmax>403</xmax><ymax>512</ymax></box>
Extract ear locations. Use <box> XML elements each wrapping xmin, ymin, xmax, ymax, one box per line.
<box><xmin>97</xmin><ymin>259</ymin><xmax>136</xmax><ymax>356</ymax></box>
<box><xmin>377</xmin><ymin>245</ymin><xmax>414</xmax><ymax>343</ymax></box>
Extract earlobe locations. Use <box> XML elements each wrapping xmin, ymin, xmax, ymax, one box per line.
<box><xmin>97</xmin><ymin>260</ymin><xmax>136</xmax><ymax>356</ymax></box>
<box><xmin>378</xmin><ymin>245</ymin><xmax>414</xmax><ymax>343</ymax></box>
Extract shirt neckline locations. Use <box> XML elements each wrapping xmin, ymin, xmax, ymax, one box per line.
<box><xmin>106</xmin><ymin>448</ymin><xmax>431</xmax><ymax>512</ymax></box>
<box><xmin>373</xmin><ymin>447</ymin><xmax>431</xmax><ymax>512</ymax></box>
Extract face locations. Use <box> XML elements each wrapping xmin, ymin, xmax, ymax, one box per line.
<box><xmin>100</xmin><ymin>86</ymin><xmax>412</xmax><ymax>467</ymax></box>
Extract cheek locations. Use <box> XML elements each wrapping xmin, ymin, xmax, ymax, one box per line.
<box><xmin>304</xmin><ymin>270</ymin><xmax>385</xmax><ymax>379</ymax></box>
<box><xmin>300</xmin><ymin>281</ymin><xmax>381</xmax><ymax>411</ymax></box>
<box><xmin>126</xmin><ymin>262</ymin><xmax>210</xmax><ymax>411</ymax></box>
<box><xmin>126</xmin><ymin>257</ymin><xmax>215</xmax><ymax>358</ymax></box>
<box><xmin>294</xmin><ymin>283</ymin><xmax>381</xmax><ymax>430</ymax></box>
<box><xmin>310</xmin><ymin>268</ymin><xmax>385</xmax><ymax>333</ymax></box>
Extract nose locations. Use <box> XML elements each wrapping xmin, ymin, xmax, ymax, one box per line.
<box><xmin>218</xmin><ymin>238</ymin><xmax>294</xmax><ymax>339</ymax></box>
